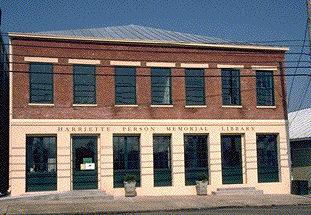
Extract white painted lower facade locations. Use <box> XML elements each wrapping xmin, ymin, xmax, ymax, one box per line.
<box><xmin>9</xmin><ymin>119</ymin><xmax>291</xmax><ymax>196</ymax></box>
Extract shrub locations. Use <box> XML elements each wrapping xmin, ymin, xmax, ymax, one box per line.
<box><xmin>124</xmin><ymin>174</ymin><xmax>137</xmax><ymax>182</ymax></box>
<box><xmin>196</xmin><ymin>172</ymin><xmax>208</xmax><ymax>182</ymax></box>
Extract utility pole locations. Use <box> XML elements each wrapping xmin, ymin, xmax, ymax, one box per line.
<box><xmin>307</xmin><ymin>0</ymin><xmax>311</xmax><ymax>49</ymax></box>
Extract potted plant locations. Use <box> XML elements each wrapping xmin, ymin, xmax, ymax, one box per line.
<box><xmin>124</xmin><ymin>174</ymin><xmax>137</xmax><ymax>197</ymax></box>
<box><xmin>195</xmin><ymin>172</ymin><xmax>208</xmax><ymax>195</ymax></box>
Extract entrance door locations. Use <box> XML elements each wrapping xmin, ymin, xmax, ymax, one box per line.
<box><xmin>221</xmin><ymin>135</ymin><xmax>243</xmax><ymax>184</ymax></box>
<box><xmin>72</xmin><ymin>136</ymin><xmax>98</xmax><ymax>190</ymax></box>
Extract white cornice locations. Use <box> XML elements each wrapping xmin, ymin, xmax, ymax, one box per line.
<box><xmin>11</xmin><ymin>119</ymin><xmax>287</xmax><ymax>127</ymax></box>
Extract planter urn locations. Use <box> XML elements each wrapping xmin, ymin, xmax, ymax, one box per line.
<box><xmin>196</xmin><ymin>180</ymin><xmax>208</xmax><ymax>195</ymax></box>
<box><xmin>124</xmin><ymin>181</ymin><xmax>137</xmax><ymax>197</ymax></box>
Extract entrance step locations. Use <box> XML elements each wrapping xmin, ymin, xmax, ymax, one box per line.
<box><xmin>57</xmin><ymin>190</ymin><xmax>114</xmax><ymax>201</ymax></box>
<box><xmin>0</xmin><ymin>190</ymin><xmax>114</xmax><ymax>202</ymax></box>
<box><xmin>212</xmin><ymin>187</ymin><xmax>263</xmax><ymax>195</ymax></box>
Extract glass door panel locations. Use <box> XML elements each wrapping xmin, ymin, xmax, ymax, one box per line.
<box><xmin>221</xmin><ymin>135</ymin><xmax>243</xmax><ymax>184</ymax></box>
<box><xmin>72</xmin><ymin>136</ymin><xmax>98</xmax><ymax>190</ymax></box>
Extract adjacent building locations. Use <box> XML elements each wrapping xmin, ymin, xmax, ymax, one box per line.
<box><xmin>8</xmin><ymin>25</ymin><xmax>290</xmax><ymax>196</ymax></box>
<box><xmin>289</xmin><ymin>108</ymin><xmax>311</xmax><ymax>189</ymax></box>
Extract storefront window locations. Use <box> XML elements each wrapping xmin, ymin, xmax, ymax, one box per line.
<box><xmin>113</xmin><ymin>135</ymin><xmax>140</xmax><ymax>188</ymax></box>
<box><xmin>184</xmin><ymin>135</ymin><xmax>208</xmax><ymax>185</ymax></box>
<box><xmin>257</xmin><ymin>134</ymin><xmax>279</xmax><ymax>182</ymax></box>
<box><xmin>26</xmin><ymin>136</ymin><xmax>57</xmax><ymax>192</ymax></box>
<box><xmin>153</xmin><ymin>135</ymin><xmax>172</xmax><ymax>186</ymax></box>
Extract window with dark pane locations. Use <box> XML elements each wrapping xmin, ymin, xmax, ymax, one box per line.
<box><xmin>184</xmin><ymin>135</ymin><xmax>208</xmax><ymax>185</ymax></box>
<box><xmin>221</xmin><ymin>135</ymin><xmax>243</xmax><ymax>184</ymax></box>
<box><xmin>72</xmin><ymin>136</ymin><xmax>98</xmax><ymax>190</ymax></box>
<box><xmin>257</xmin><ymin>134</ymin><xmax>279</xmax><ymax>182</ymax></box>
<box><xmin>26</xmin><ymin>136</ymin><xmax>57</xmax><ymax>192</ymax></box>
<box><xmin>153</xmin><ymin>135</ymin><xmax>172</xmax><ymax>186</ymax></box>
<box><xmin>115</xmin><ymin>66</ymin><xmax>136</xmax><ymax>105</ymax></box>
<box><xmin>73</xmin><ymin>65</ymin><xmax>96</xmax><ymax>104</ymax></box>
<box><xmin>185</xmin><ymin>69</ymin><xmax>205</xmax><ymax>105</ymax></box>
<box><xmin>256</xmin><ymin>71</ymin><xmax>274</xmax><ymax>106</ymax></box>
<box><xmin>113</xmin><ymin>135</ymin><xmax>140</xmax><ymax>188</ymax></box>
<box><xmin>151</xmin><ymin>68</ymin><xmax>171</xmax><ymax>105</ymax></box>
<box><xmin>29</xmin><ymin>63</ymin><xmax>53</xmax><ymax>103</ymax></box>
<box><xmin>291</xmin><ymin>140</ymin><xmax>311</xmax><ymax>167</ymax></box>
<box><xmin>221</xmin><ymin>69</ymin><xmax>241</xmax><ymax>105</ymax></box>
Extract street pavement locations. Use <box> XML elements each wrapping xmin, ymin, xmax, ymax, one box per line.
<box><xmin>124</xmin><ymin>205</ymin><xmax>311</xmax><ymax>215</ymax></box>
<box><xmin>1</xmin><ymin>193</ymin><xmax>311</xmax><ymax>215</ymax></box>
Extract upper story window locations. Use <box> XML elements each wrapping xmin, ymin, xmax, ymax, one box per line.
<box><xmin>256</xmin><ymin>71</ymin><xmax>275</xmax><ymax>106</ymax></box>
<box><xmin>115</xmin><ymin>66</ymin><xmax>136</xmax><ymax>105</ymax></box>
<box><xmin>151</xmin><ymin>68</ymin><xmax>171</xmax><ymax>105</ymax></box>
<box><xmin>185</xmin><ymin>69</ymin><xmax>205</xmax><ymax>105</ymax></box>
<box><xmin>73</xmin><ymin>65</ymin><xmax>96</xmax><ymax>104</ymax></box>
<box><xmin>29</xmin><ymin>63</ymin><xmax>53</xmax><ymax>103</ymax></box>
<box><xmin>221</xmin><ymin>69</ymin><xmax>241</xmax><ymax>106</ymax></box>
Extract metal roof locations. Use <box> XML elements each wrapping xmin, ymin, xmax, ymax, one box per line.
<box><xmin>289</xmin><ymin>108</ymin><xmax>311</xmax><ymax>141</ymax></box>
<box><xmin>33</xmin><ymin>24</ymin><xmax>243</xmax><ymax>45</ymax></box>
<box><xmin>9</xmin><ymin>24</ymin><xmax>289</xmax><ymax>51</ymax></box>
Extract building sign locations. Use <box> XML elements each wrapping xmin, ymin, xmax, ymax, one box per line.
<box><xmin>166</xmin><ymin>126</ymin><xmax>208</xmax><ymax>132</ymax></box>
<box><xmin>58</xmin><ymin>126</ymin><xmax>111</xmax><ymax>132</ymax></box>
<box><xmin>122</xmin><ymin>127</ymin><xmax>155</xmax><ymax>132</ymax></box>
<box><xmin>221</xmin><ymin>126</ymin><xmax>255</xmax><ymax>132</ymax></box>
<box><xmin>57</xmin><ymin>126</ymin><xmax>255</xmax><ymax>133</ymax></box>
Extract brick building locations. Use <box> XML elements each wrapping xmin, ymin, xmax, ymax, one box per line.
<box><xmin>8</xmin><ymin>25</ymin><xmax>290</xmax><ymax>196</ymax></box>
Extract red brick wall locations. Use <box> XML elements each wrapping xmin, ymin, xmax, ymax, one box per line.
<box><xmin>11</xmin><ymin>37</ymin><xmax>287</xmax><ymax>120</ymax></box>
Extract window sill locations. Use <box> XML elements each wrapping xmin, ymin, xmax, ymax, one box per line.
<box><xmin>185</xmin><ymin>105</ymin><xmax>207</xmax><ymax>108</ymax></box>
<box><xmin>73</xmin><ymin>104</ymin><xmax>98</xmax><ymax>107</ymax></box>
<box><xmin>28</xmin><ymin>103</ymin><xmax>54</xmax><ymax>107</ymax></box>
<box><xmin>222</xmin><ymin>105</ymin><xmax>243</xmax><ymax>108</ymax></box>
<box><xmin>151</xmin><ymin>105</ymin><xmax>174</xmax><ymax>108</ymax></box>
<box><xmin>115</xmin><ymin>104</ymin><xmax>138</xmax><ymax>107</ymax></box>
<box><xmin>256</xmin><ymin>106</ymin><xmax>276</xmax><ymax>109</ymax></box>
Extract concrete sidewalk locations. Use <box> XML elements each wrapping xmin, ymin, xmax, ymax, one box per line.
<box><xmin>1</xmin><ymin>194</ymin><xmax>311</xmax><ymax>215</ymax></box>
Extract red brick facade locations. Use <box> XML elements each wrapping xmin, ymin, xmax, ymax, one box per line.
<box><xmin>11</xmin><ymin>36</ymin><xmax>287</xmax><ymax>120</ymax></box>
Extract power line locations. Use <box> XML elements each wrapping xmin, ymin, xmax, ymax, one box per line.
<box><xmin>11</xmin><ymin>86</ymin><xmax>285</xmax><ymax>109</ymax></box>
<box><xmin>288</xmin><ymin>20</ymin><xmax>309</xmax><ymax>106</ymax></box>
<box><xmin>289</xmin><ymin>80</ymin><xmax>311</xmax><ymax>125</ymax></box>
<box><xmin>5</xmin><ymin>69</ymin><xmax>311</xmax><ymax>77</ymax></box>
<box><xmin>288</xmin><ymin>0</ymin><xmax>311</xmax><ymax>115</ymax></box>
<box><xmin>249</xmin><ymin>39</ymin><xmax>305</xmax><ymax>43</ymax></box>
<box><xmin>2</xmin><ymin>60</ymin><xmax>304</xmax><ymax>68</ymax></box>
<box><xmin>0</xmin><ymin>43</ymin><xmax>293</xmax><ymax>57</ymax></box>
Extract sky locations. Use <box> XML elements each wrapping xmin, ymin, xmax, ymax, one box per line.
<box><xmin>0</xmin><ymin>0</ymin><xmax>309</xmax><ymax>113</ymax></box>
